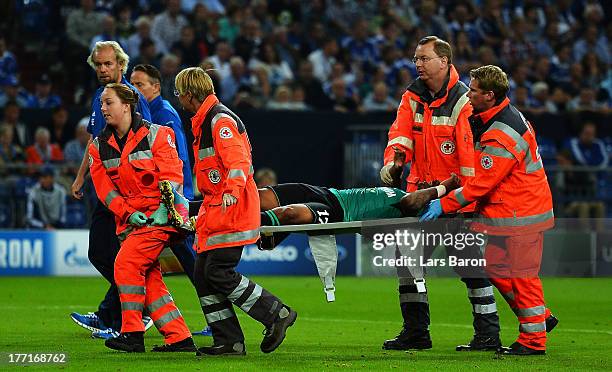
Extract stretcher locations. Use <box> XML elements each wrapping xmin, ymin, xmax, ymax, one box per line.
<box><xmin>260</xmin><ymin>217</ymin><xmax>421</xmax><ymax>302</ymax></box>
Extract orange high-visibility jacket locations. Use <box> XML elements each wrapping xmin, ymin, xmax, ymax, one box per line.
<box><xmin>440</xmin><ymin>97</ymin><xmax>554</xmax><ymax>235</ymax></box>
<box><xmin>191</xmin><ymin>95</ymin><xmax>259</xmax><ymax>252</ymax></box>
<box><xmin>88</xmin><ymin>113</ymin><xmax>184</xmax><ymax>238</ymax></box>
<box><xmin>384</xmin><ymin>65</ymin><xmax>475</xmax><ymax>193</ymax></box>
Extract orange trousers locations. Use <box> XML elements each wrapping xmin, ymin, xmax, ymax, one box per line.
<box><xmin>114</xmin><ymin>228</ymin><xmax>191</xmax><ymax>344</ymax></box>
<box><xmin>484</xmin><ymin>232</ymin><xmax>550</xmax><ymax>350</ymax></box>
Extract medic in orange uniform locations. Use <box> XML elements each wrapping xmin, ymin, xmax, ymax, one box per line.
<box><xmin>174</xmin><ymin>67</ymin><xmax>296</xmax><ymax>356</ymax></box>
<box><xmin>421</xmin><ymin>65</ymin><xmax>558</xmax><ymax>355</ymax></box>
<box><xmin>88</xmin><ymin>83</ymin><xmax>195</xmax><ymax>353</ymax></box>
<box><xmin>380</xmin><ymin>36</ymin><xmax>501</xmax><ymax>353</ymax></box>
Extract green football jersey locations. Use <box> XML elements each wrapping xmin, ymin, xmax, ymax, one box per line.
<box><xmin>329</xmin><ymin>187</ymin><xmax>407</xmax><ymax>222</ymax></box>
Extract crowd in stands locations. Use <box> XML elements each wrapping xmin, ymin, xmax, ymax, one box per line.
<box><xmin>0</xmin><ymin>0</ymin><xmax>610</xmax><ymax>228</ymax></box>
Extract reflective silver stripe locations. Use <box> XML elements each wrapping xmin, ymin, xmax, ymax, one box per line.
<box><xmin>387</xmin><ymin>136</ymin><xmax>414</xmax><ymax>150</ymax></box>
<box><xmin>168</xmin><ymin>181</ymin><xmax>183</xmax><ymax>195</ymax></box>
<box><xmin>228</xmin><ymin>169</ymin><xmax>246</xmax><ymax>180</ymax></box>
<box><xmin>128</xmin><ymin>150</ymin><xmax>153</xmax><ymax>162</ymax></box>
<box><xmin>502</xmin><ymin>291</ymin><xmax>515</xmax><ymax>301</ymax></box>
<box><xmin>240</xmin><ymin>284</ymin><xmax>262</xmax><ymax>312</ymax></box>
<box><xmin>249</xmin><ymin>165</ymin><xmax>254</xmax><ymax>175</ymax></box>
<box><xmin>431</xmin><ymin>115</ymin><xmax>453</xmax><ymax>126</ymax></box>
<box><xmin>211</xmin><ymin>113</ymin><xmax>235</xmax><ymax>129</ymax></box>
<box><xmin>204</xmin><ymin>308</ymin><xmax>234</xmax><ymax>324</ymax></box>
<box><xmin>460</xmin><ymin>166</ymin><xmax>475</xmax><ymax>177</ymax></box>
<box><xmin>414</xmin><ymin>113</ymin><xmax>424</xmax><ymax>123</ymax></box>
<box><xmin>482</xmin><ymin>146</ymin><xmax>515</xmax><ymax>159</ymax></box>
<box><xmin>449</xmin><ymin>92</ymin><xmax>469</xmax><ymax>126</ymax></box>
<box><xmin>198</xmin><ymin>147</ymin><xmax>215</xmax><ymax>160</ymax></box>
<box><xmin>227</xmin><ymin>276</ymin><xmax>250</xmax><ymax>302</ymax></box>
<box><xmin>147</xmin><ymin>124</ymin><xmax>161</xmax><ymax>147</ymax></box>
<box><xmin>104</xmin><ymin>190</ymin><xmax>120</xmax><ymax>207</ymax></box>
<box><xmin>519</xmin><ymin>321</ymin><xmax>546</xmax><ymax>333</ymax></box>
<box><xmin>103</xmin><ymin>158</ymin><xmax>120</xmax><ymax>169</ymax></box>
<box><xmin>468</xmin><ymin>286</ymin><xmax>494</xmax><ymax>298</ymax></box>
<box><xmin>207</xmin><ymin>228</ymin><xmax>260</xmax><ymax>247</ymax></box>
<box><xmin>473</xmin><ymin>303</ymin><xmax>497</xmax><ymax>314</ymax></box>
<box><xmin>92</xmin><ymin>138</ymin><xmax>100</xmax><ymax>150</ymax></box>
<box><xmin>454</xmin><ymin>188</ymin><xmax>470</xmax><ymax>208</ymax></box>
<box><xmin>488</xmin><ymin>121</ymin><xmax>529</xmax><ymax>156</ymax></box>
<box><xmin>146</xmin><ymin>294</ymin><xmax>173</xmax><ymax>314</ymax></box>
<box><xmin>154</xmin><ymin>309</ymin><xmax>182</xmax><ymax>329</ymax></box>
<box><xmin>409</xmin><ymin>98</ymin><xmax>417</xmax><ymax>113</ymax></box>
<box><xmin>475</xmin><ymin>209</ymin><xmax>554</xmax><ymax>227</ymax></box>
<box><xmin>121</xmin><ymin>301</ymin><xmax>144</xmax><ymax>312</ymax></box>
<box><xmin>200</xmin><ymin>294</ymin><xmax>225</xmax><ymax>307</ymax></box>
<box><xmin>525</xmin><ymin>155</ymin><xmax>544</xmax><ymax>173</ymax></box>
<box><xmin>399</xmin><ymin>293</ymin><xmax>428</xmax><ymax>303</ymax></box>
<box><xmin>118</xmin><ymin>285</ymin><xmax>145</xmax><ymax>295</ymax></box>
<box><xmin>516</xmin><ymin>305</ymin><xmax>546</xmax><ymax>317</ymax></box>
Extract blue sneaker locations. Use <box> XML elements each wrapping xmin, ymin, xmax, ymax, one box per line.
<box><xmin>70</xmin><ymin>312</ymin><xmax>109</xmax><ymax>333</ymax></box>
<box><xmin>192</xmin><ymin>326</ymin><xmax>212</xmax><ymax>336</ymax></box>
<box><xmin>92</xmin><ymin>328</ymin><xmax>120</xmax><ymax>340</ymax></box>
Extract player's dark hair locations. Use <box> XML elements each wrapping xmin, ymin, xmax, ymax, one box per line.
<box><xmin>133</xmin><ymin>64</ymin><xmax>162</xmax><ymax>85</ymax></box>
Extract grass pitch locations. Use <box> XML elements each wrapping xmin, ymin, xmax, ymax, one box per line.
<box><xmin>1</xmin><ymin>276</ymin><xmax>610</xmax><ymax>371</ymax></box>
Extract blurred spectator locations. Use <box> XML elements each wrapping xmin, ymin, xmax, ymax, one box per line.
<box><xmin>182</xmin><ymin>0</ymin><xmax>225</xmax><ymax>14</ymax></box>
<box><xmin>530</xmin><ymin>82</ymin><xmax>558</xmax><ymax>114</ymax></box>
<box><xmin>271</xmin><ymin>26</ymin><xmax>299</xmax><ymax>72</ymax></box>
<box><xmin>199</xmin><ymin>59</ymin><xmax>222</xmax><ymax>96</ymax></box>
<box><xmin>573</xmin><ymin>25</ymin><xmax>610</xmax><ymax>65</ymax></box>
<box><xmin>308</xmin><ymin>37</ymin><xmax>338</xmax><ymax>83</ymax></box>
<box><xmin>448</xmin><ymin>3</ymin><xmax>479</xmax><ymax>46</ymax></box>
<box><xmin>453</xmin><ymin>31</ymin><xmax>477</xmax><ymax>75</ymax></box>
<box><xmin>25</xmin><ymin>127</ymin><xmax>63</xmax><ymax>166</ymax></box>
<box><xmin>550</xmin><ymin>86</ymin><xmax>570</xmax><ymax>112</ymax></box>
<box><xmin>512</xmin><ymin>85</ymin><xmax>535</xmax><ymax>112</ymax></box>
<box><xmin>0</xmin><ymin>35</ymin><xmax>17</xmax><ymax>86</ymax></box>
<box><xmin>64</xmin><ymin>118</ymin><xmax>89</xmax><ymax>166</ymax></box>
<box><xmin>26</xmin><ymin>167</ymin><xmax>66</xmax><ymax>229</ymax></box>
<box><xmin>249</xmin><ymin>41</ymin><xmax>293</xmax><ymax>88</ymax></box>
<box><xmin>254</xmin><ymin>167</ymin><xmax>277</xmax><ymax>187</ymax></box>
<box><xmin>233</xmin><ymin>18</ymin><xmax>263</xmax><ymax>63</ymax></box>
<box><xmin>130</xmin><ymin>38</ymin><xmax>162</xmax><ymax>71</ymax></box>
<box><xmin>363</xmin><ymin>82</ymin><xmax>396</xmax><ymax>112</ymax></box>
<box><xmin>47</xmin><ymin>106</ymin><xmax>72</xmax><ymax>149</ymax></box>
<box><xmin>567</xmin><ymin>87</ymin><xmax>608</xmax><ymax>112</ymax></box>
<box><xmin>65</xmin><ymin>0</ymin><xmax>104</xmax><ymax>51</ymax></box>
<box><xmin>171</xmin><ymin>25</ymin><xmax>205</xmax><ymax>68</ymax></box>
<box><xmin>295</xmin><ymin>60</ymin><xmax>333</xmax><ymax>110</ymax></box>
<box><xmin>207</xmin><ymin>41</ymin><xmax>233</xmax><ymax>81</ymax></box>
<box><xmin>151</xmin><ymin>0</ymin><xmax>189</xmax><ymax>54</ymax></box>
<box><xmin>581</xmin><ymin>52</ymin><xmax>606</xmax><ymax>89</ymax></box>
<box><xmin>341</xmin><ymin>18</ymin><xmax>378</xmax><ymax>71</ymax></box>
<box><xmin>116</xmin><ymin>4</ymin><xmax>135</xmax><ymax>40</ymax></box>
<box><xmin>414</xmin><ymin>0</ymin><xmax>450</xmax><ymax>42</ymax></box>
<box><xmin>0</xmin><ymin>76</ymin><xmax>31</xmax><ymax>108</ymax></box>
<box><xmin>90</xmin><ymin>14</ymin><xmax>127</xmax><ymax>52</ymax></box>
<box><xmin>289</xmin><ymin>85</ymin><xmax>309</xmax><ymax>111</ymax></box>
<box><xmin>508</xmin><ymin>65</ymin><xmax>531</xmax><ymax>100</ymax></box>
<box><xmin>26</xmin><ymin>74</ymin><xmax>62</xmax><ymax>109</ymax></box>
<box><xmin>126</xmin><ymin>16</ymin><xmax>161</xmax><ymax>59</ymax></box>
<box><xmin>220</xmin><ymin>56</ymin><xmax>250</xmax><ymax>103</ymax></box>
<box><xmin>475</xmin><ymin>0</ymin><xmax>509</xmax><ymax>49</ymax></box>
<box><xmin>160</xmin><ymin>54</ymin><xmax>181</xmax><ymax>108</ymax></box>
<box><xmin>550</xmin><ymin>45</ymin><xmax>572</xmax><ymax>85</ymax></box>
<box><xmin>218</xmin><ymin>4</ymin><xmax>243</xmax><ymax>44</ymax></box>
<box><xmin>1</xmin><ymin>101</ymin><xmax>29</xmax><ymax>147</ymax></box>
<box><xmin>566</xmin><ymin>122</ymin><xmax>609</xmax><ymax>168</ymax></box>
<box><xmin>329</xmin><ymin>77</ymin><xmax>360</xmax><ymax>113</ymax></box>
<box><xmin>266</xmin><ymin>85</ymin><xmax>293</xmax><ymax>110</ymax></box>
<box><xmin>476</xmin><ymin>45</ymin><xmax>499</xmax><ymax>67</ymax></box>
<box><xmin>501</xmin><ymin>16</ymin><xmax>536</xmax><ymax>69</ymax></box>
<box><xmin>0</xmin><ymin>124</ymin><xmax>24</xmax><ymax>175</ymax></box>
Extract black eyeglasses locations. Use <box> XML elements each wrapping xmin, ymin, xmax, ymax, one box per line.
<box><xmin>412</xmin><ymin>56</ymin><xmax>442</xmax><ymax>64</ymax></box>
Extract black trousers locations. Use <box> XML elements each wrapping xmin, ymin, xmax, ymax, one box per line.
<box><xmin>193</xmin><ymin>246</ymin><xmax>284</xmax><ymax>345</ymax></box>
<box><xmin>87</xmin><ymin>201</ymin><xmax>198</xmax><ymax>331</ymax></box>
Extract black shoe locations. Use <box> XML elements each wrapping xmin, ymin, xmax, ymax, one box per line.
<box><xmin>105</xmin><ymin>332</ymin><xmax>145</xmax><ymax>353</ymax></box>
<box><xmin>502</xmin><ymin>342</ymin><xmax>545</xmax><ymax>356</ymax></box>
<box><xmin>546</xmin><ymin>314</ymin><xmax>559</xmax><ymax>333</ymax></box>
<box><xmin>151</xmin><ymin>337</ymin><xmax>197</xmax><ymax>352</ymax></box>
<box><xmin>456</xmin><ymin>335</ymin><xmax>502</xmax><ymax>351</ymax></box>
<box><xmin>382</xmin><ymin>328</ymin><xmax>432</xmax><ymax>350</ymax></box>
<box><xmin>260</xmin><ymin>306</ymin><xmax>298</xmax><ymax>353</ymax></box>
<box><xmin>196</xmin><ymin>342</ymin><xmax>246</xmax><ymax>356</ymax></box>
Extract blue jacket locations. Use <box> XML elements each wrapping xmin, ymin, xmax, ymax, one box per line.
<box><xmin>149</xmin><ymin>95</ymin><xmax>194</xmax><ymax>200</ymax></box>
<box><xmin>87</xmin><ymin>76</ymin><xmax>151</xmax><ymax>138</ymax></box>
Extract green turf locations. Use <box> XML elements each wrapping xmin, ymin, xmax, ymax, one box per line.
<box><xmin>0</xmin><ymin>276</ymin><xmax>610</xmax><ymax>371</ymax></box>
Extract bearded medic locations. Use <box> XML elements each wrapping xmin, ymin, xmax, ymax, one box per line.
<box><xmin>379</xmin><ymin>36</ymin><xmax>502</xmax><ymax>352</ymax></box>
<box><xmin>88</xmin><ymin>83</ymin><xmax>195</xmax><ymax>353</ymax></box>
<box><xmin>421</xmin><ymin>65</ymin><xmax>558</xmax><ymax>355</ymax></box>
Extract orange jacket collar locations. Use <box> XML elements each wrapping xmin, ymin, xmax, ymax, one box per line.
<box><xmin>191</xmin><ymin>94</ymin><xmax>219</xmax><ymax>133</ymax></box>
<box><xmin>472</xmin><ymin>97</ymin><xmax>510</xmax><ymax>124</ymax></box>
<box><xmin>407</xmin><ymin>64</ymin><xmax>460</xmax><ymax>108</ymax></box>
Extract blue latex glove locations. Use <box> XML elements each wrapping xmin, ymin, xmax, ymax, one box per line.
<box><xmin>419</xmin><ymin>199</ymin><xmax>443</xmax><ymax>221</ymax></box>
<box><xmin>128</xmin><ymin>211</ymin><xmax>148</xmax><ymax>226</ymax></box>
<box><xmin>149</xmin><ymin>204</ymin><xmax>169</xmax><ymax>226</ymax></box>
